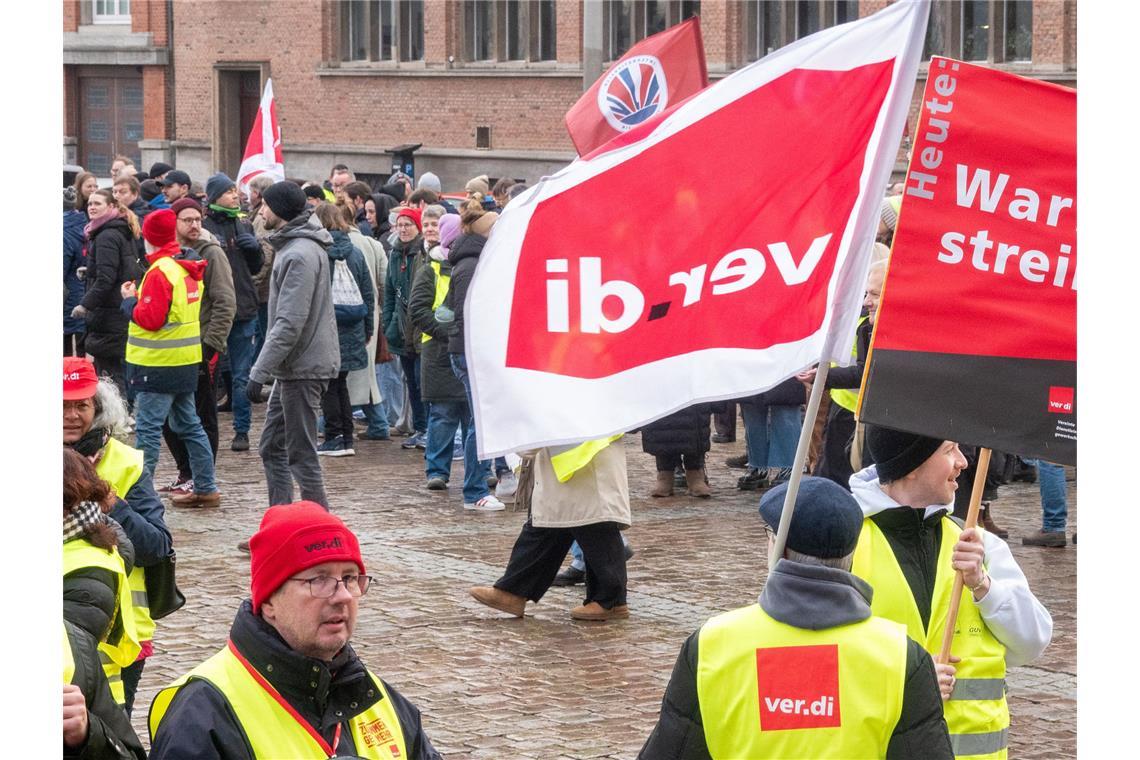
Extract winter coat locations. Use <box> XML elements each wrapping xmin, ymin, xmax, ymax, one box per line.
<box><xmin>530</xmin><ymin>443</ymin><xmax>632</xmax><ymax>529</ymax></box>
<box><xmin>382</xmin><ymin>234</ymin><xmax>425</xmax><ymax>356</ymax></box>
<box><xmin>346</xmin><ymin>228</ymin><xmax>386</xmax><ymax>406</ymax></box>
<box><xmin>80</xmin><ymin>217</ymin><xmax>141</xmax><ymax>360</ymax></box>
<box><xmin>184</xmin><ymin>237</ymin><xmax>237</xmax><ymax>355</ymax></box>
<box><xmin>248</xmin><ymin>203</ymin><xmax>276</xmax><ymax>305</ymax></box>
<box><xmin>249</xmin><ymin>210</ymin><xmax>340</xmax><ymax>384</ymax></box>
<box><xmin>203</xmin><ymin>208</ymin><xmax>262</xmax><ymax>321</ymax></box>
<box><xmin>740</xmin><ymin>376</ymin><xmax>806</xmax><ymax>408</ymax></box>
<box><xmin>63</xmin><ymin>528</ymin><xmax>135</xmax><ymax>648</ymax></box>
<box><xmin>64</xmin><ymin>620</ymin><xmax>147</xmax><ymax>760</ymax></box>
<box><xmin>128</xmin><ymin>198</ymin><xmax>152</xmax><ymax>270</ymax></box>
<box><xmin>445</xmin><ymin>232</ymin><xmax>486</xmax><ymax>355</ymax></box>
<box><xmin>148</xmin><ymin>600</ymin><xmax>441</xmax><ymax>760</ymax></box>
<box><xmin>640</xmin><ymin>403</ymin><xmax>719</xmax><ymax>458</ymax></box>
<box><xmin>64</xmin><ymin>211</ymin><xmax>88</xmax><ymax>335</ymax></box>
<box><xmin>326</xmin><ymin>230</ymin><xmax>375</xmax><ymax>373</ymax></box>
<box><xmin>107</xmin><ymin>462</ymin><xmax>172</xmax><ymax>569</ymax></box>
<box><xmin>409</xmin><ymin>256</ymin><xmax>465</xmax><ymax>402</ymax></box>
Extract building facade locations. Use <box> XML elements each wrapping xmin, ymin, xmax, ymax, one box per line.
<box><xmin>63</xmin><ymin>0</ymin><xmax>1076</xmax><ymax>190</ymax></box>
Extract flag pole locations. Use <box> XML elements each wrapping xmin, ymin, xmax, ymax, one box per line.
<box><xmin>937</xmin><ymin>446</ymin><xmax>991</xmax><ymax>664</ymax></box>
<box><xmin>771</xmin><ymin>361</ymin><xmax>831</xmax><ymax>561</ymax></box>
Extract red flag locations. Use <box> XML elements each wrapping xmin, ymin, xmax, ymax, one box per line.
<box><xmin>564</xmin><ymin>17</ymin><xmax>707</xmax><ymax>157</ymax></box>
<box><xmin>237</xmin><ymin>78</ymin><xmax>285</xmax><ymax>195</ymax></box>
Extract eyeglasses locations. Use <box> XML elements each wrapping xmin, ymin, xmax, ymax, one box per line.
<box><xmin>287</xmin><ymin>574</ymin><xmax>373</xmax><ymax>599</ymax></box>
<box><xmin>177</xmin><ymin>217</ymin><xmax>202</xmax><ymax>226</ymax></box>
<box><xmin>394</xmin><ymin>222</ymin><xmax>417</xmax><ymax>230</ymax></box>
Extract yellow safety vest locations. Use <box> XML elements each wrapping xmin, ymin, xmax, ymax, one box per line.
<box><xmin>63</xmin><ymin>623</ymin><xmax>76</xmax><ymax>685</ymax></box>
<box><xmin>63</xmin><ymin>539</ymin><xmax>141</xmax><ymax>706</ymax></box>
<box><xmin>830</xmin><ymin>315</ymin><xmax>869</xmax><ymax>412</ymax></box>
<box><xmin>421</xmin><ymin>260</ymin><xmax>450</xmax><ymax>344</ymax></box>
<box><xmin>150</xmin><ymin>642</ymin><xmax>408</xmax><ymax>759</ymax></box>
<box><xmin>95</xmin><ymin>437</ymin><xmax>156</xmax><ymax>643</ymax></box>
<box><xmin>126</xmin><ymin>254</ymin><xmax>203</xmax><ymax>368</ymax></box>
<box><xmin>852</xmin><ymin>518</ymin><xmax>1009</xmax><ymax>759</ymax></box>
<box><xmin>548</xmin><ymin>435</ymin><xmax>623</xmax><ymax>483</ymax></box>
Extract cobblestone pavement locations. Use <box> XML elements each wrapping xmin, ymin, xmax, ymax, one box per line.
<box><xmin>132</xmin><ymin>413</ymin><xmax>1077</xmax><ymax>758</ymax></box>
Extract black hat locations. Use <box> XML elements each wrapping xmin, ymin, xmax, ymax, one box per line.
<box><xmin>262</xmin><ymin>181</ymin><xmax>308</xmax><ymax>222</ymax></box>
<box><xmin>158</xmin><ymin>170</ymin><xmax>191</xmax><ymax>188</ymax></box>
<box><xmin>759</xmin><ymin>477</ymin><xmax>865</xmax><ymax>559</ymax></box>
<box><xmin>148</xmin><ymin>162</ymin><xmax>175</xmax><ymax>179</ymax></box>
<box><xmin>139</xmin><ymin>179</ymin><xmax>161</xmax><ymax>202</ymax></box>
<box><xmin>865</xmin><ymin>424</ymin><xmax>943</xmax><ymax>482</ymax></box>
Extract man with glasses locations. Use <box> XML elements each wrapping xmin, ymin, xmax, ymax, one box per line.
<box><xmin>149</xmin><ymin>502</ymin><xmax>441</xmax><ymax>759</ymax></box>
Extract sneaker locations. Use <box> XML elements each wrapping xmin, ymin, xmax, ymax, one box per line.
<box><xmin>769</xmin><ymin>467</ymin><xmax>794</xmax><ymax>485</ymax></box>
<box><xmin>426</xmin><ymin>476</ymin><xmax>448</xmax><ymax>491</ymax></box>
<box><xmin>494</xmin><ymin>471</ymin><xmax>518</xmax><ymax>499</ymax></box>
<box><xmin>352</xmin><ymin>409</ymin><xmax>367</xmax><ymax>421</ymax></box>
<box><xmin>725</xmin><ymin>453</ymin><xmax>750</xmax><ymax>469</ymax></box>
<box><xmin>737</xmin><ymin>468</ymin><xmax>768</xmax><ymax>491</ymax></box>
<box><xmin>159</xmin><ymin>475</ymin><xmax>192</xmax><ymax>494</ymax></box>
<box><xmin>317</xmin><ymin>437</ymin><xmax>355</xmax><ymax>457</ymax></box>
<box><xmin>464</xmin><ymin>495</ymin><xmax>506</xmax><ymax>512</ymax></box>
<box><xmin>363</xmin><ymin>432</ymin><xmax>391</xmax><ymax>441</ymax></box>
<box><xmin>231</xmin><ymin>432</ymin><xmax>250</xmax><ymax>452</ymax></box>
<box><xmin>1022</xmin><ymin>530</ymin><xmax>1067</xmax><ymax>547</ymax></box>
<box><xmin>216</xmin><ymin>393</ymin><xmax>232</xmax><ymax>413</ymax></box>
<box><xmin>711</xmin><ymin>433</ymin><xmax>735</xmax><ymax>443</ymax></box>
<box><xmin>401</xmin><ymin>431</ymin><xmax>425</xmax><ymax>450</ymax></box>
<box><xmin>171</xmin><ymin>490</ymin><xmax>221</xmax><ymax>508</ymax></box>
<box><xmin>551</xmin><ymin>566</ymin><xmax>585</xmax><ymax>587</ymax></box>
<box><xmin>452</xmin><ymin>441</ymin><xmax>464</xmax><ymax>461</ymax></box>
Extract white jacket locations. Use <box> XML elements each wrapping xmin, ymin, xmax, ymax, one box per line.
<box><xmin>849</xmin><ymin>466</ymin><xmax>1053</xmax><ymax>667</ymax></box>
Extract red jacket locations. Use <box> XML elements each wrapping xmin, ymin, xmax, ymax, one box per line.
<box><xmin>131</xmin><ymin>243</ymin><xmax>208</xmax><ymax>331</ymax></box>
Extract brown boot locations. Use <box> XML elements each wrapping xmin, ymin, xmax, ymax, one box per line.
<box><xmin>469</xmin><ymin>586</ymin><xmax>526</xmax><ymax>617</ymax></box>
<box><xmin>685</xmin><ymin>469</ymin><xmax>711</xmax><ymax>498</ymax></box>
<box><xmin>980</xmin><ymin>504</ymin><xmax>1008</xmax><ymax>539</ymax></box>
<box><xmin>651</xmin><ymin>471</ymin><xmax>674</xmax><ymax>497</ymax></box>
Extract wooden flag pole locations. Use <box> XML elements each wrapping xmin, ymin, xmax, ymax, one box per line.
<box><xmin>937</xmin><ymin>446</ymin><xmax>991</xmax><ymax>665</ymax></box>
<box><xmin>771</xmin><ymin>363</ymin><xmax>831</xmax><ymax>562</ymax></box>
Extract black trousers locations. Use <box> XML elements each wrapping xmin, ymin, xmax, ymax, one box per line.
<box><xmin>655</xmin><ymin>453</ymin><xmax>705</xmax><ymax>472</ymax></box>
<box><xmin>713</xmin><ymin>403</ymin><xmax>736</xmax><ymax>439</ymax></box>
<box><xmin>64</xmin><ymin>333</ymin><xmax>86</xmax><ymax>357</ymax></box>
<box><xmin>495</xmin><ymin>521</ymin><xmax>627</xmax><ymax>609</ymax></box>
<box><xmin>816</xmin><ymin>404</ymin><xmax>857</xmax><ymax>490</ymax></box>
<box><xmin>321</xmin><ymin>371</ymin><xmax>354</xmax><ymax>443</ymax></box>
<box><xmin>93</xmin><ymin>354</ymin><xmax>128</xmax><ymax>401</ymax></box>
<box><xmin>164</xmin><ymin>352</ymin><xmax>219</xmax><ymax>480</ymax></box>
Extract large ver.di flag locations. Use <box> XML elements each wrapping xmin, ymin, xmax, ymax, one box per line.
<box><xmin>467</xmin><ymin>0</ymin><xmax>930</xmax><ymax>457</ymax></box>
<box><xmin>859</xmin><ymin>59</ymin><xmax>1076</xmax><ymax>465</ymax></box>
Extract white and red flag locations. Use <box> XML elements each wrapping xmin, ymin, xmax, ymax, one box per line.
<box><xmin>565</xmin><ymin>16</ymin><xmax>707</xmax><ymax>157</ymax></box>
<box><xmin>468</xmin><ymin>0</ymin><xmax>929</xmax><ymax>457</ymax></box>
<box><xmin>236</xmin><ymin>78</ymin><xmax>285</xmax><ymax>196</ymax></box>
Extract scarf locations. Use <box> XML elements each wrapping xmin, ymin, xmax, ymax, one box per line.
<box><xmin>69</xmin><ymin>428</ymin><xmax>110</xmax><ymax>459</ymax></box>
<box><xmin>83</xmin><ymin>208</ymin><xmax>121</xmax><ymax>239</ymax></box>
<box><xmin>64</xmin><ymin>500</ymin><xmax>105</xmax><ymax>544</ymax></box>
<box><xmin>208</xmin><ymin>203</ymin><xmax>246</xmax><ymax>219</ymax></box>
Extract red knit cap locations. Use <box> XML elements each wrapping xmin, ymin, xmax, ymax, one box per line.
<box><xmin>63</xmin><ymin>357</ymin><xmax>99</xmax><ymax>401</ymax></box>
<box><xmin>142</xmin><ymin>208</ymin><xmax>178</xmax><ymax>246</ymax></box>
<box><xmin>249</xmin><ymin>502</ymin><xmax>365</xmax><ymax>613</ymax></box>
<box><xmin>395</xmin><ymin>207</ymin><xmax>422</xmax><ymax>231</ymax></box>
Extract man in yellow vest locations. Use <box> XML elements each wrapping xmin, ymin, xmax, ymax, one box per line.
<box><xmin>149</xmin><ymin>502</ymin><xmax>440</xmax><ymax>759</ymax></box>
<box><xmin>850</xmin><ymin>425</ymin><xmax>1053</xmax><ymax>759</ymax></box>
<box><xmin>640</xmin><ymin>477</ymin><xmax>952</xmax><ymax>759</ymax></box>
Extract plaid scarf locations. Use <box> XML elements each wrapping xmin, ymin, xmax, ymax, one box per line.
<box><xmin>63</xmin><ymin>500</ymin><xmax>105</xmax><ymax>544</ymax></box>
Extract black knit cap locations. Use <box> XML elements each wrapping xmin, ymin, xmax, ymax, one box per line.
<box><xmin>759</xmin><ymin>477</ymin><xmax>864</xmax><ymax>559</ymax></box>
<box><xmin>262</xmin><ymin>181</ymin><xmax>308</xmax><ymax>222</ymax></box>
<box><xmin>303</xmin><ymin>184</ymin><xmax>326</xmax><ymax>202</ymax></box>
<box><xmin>865</xmin><ymin>424</ymin><xmax>944</xmax><ymax>482</ymax></box>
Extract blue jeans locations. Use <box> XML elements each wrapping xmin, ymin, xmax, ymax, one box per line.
<box><xmin>569</xmin><ymin>534</ymin><xmax>630</xmax><ymax>572</ymax></box>
<box><xmin>399</xmin><ymin>353</ymin><xmax>427</xmax><ymax>432</ymax></box>
<box><xmin>450</xmin><ymin>354</ymin><xmax>491</xmax><ymax>502</ymax></box>
<box><xmin>1029</xmin><ymin>459</ymin><xmax>1068</xmax><ymax>532</ymax></box>
<box><xmin>134</xmin><ymin>390</ymin><xmax>216</xmax><ymax>493</ymax></box>
<box><xmin>226</xmin><ymin>318</ymin><xmax>257</xmax><ymax>433</ymax></box>
<box><xmin>742</xmin><ymin>403</ymin><xmax>802</xmax><ymax>469</ymax></box>
<box><xmin>424</xmin><ymin>399</ymin><xmax>479</xmax><ymax>489</ymax></box>
<box><xmin>377</xmin><ymin>359</ymin><xmax>404</xmax><ymax>426</ymax></box>
<box><xmin>253</xmin><ymin>302</ymin><xmax>269</xmax><ymax>362</ymax></box>
<box><xmin>355</xmin><ymin>402</ymin><xmax>388</xmax><ymax>438</ymax></box>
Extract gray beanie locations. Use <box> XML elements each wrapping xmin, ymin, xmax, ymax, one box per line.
<box><xmin>417</xmin><ymin>171</ymin><xmax>442</xmax><ymax>193</ymax></box>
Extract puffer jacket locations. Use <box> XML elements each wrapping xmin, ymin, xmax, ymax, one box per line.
<box><xmin>63</xmin><ymin>527</ymin><xmax>135</xmax><ymax>647</ymax></box>
<box><xmin>64</xmin><ymin>210</ymin><xmax>88</xmax><ymax>335</ymax></box>
<box><xmin>326</xmin><ymin>230</ymin><xmax>375</xmax><ymax>373</ymax></box>
<box><xmin>408</xmin><ymin>256</ymin><xmax>465</xmax><ymax>402</ymax></box>
<box><xmin>81</xmin><ymin>217</ymin><xmax>141</xmax><ymax>360</ymax></box>
<box><xmin>382</xmin><ymin>234</ymin><xmax>425</xmax><ymax>356</ymax></box>
<box><xmin>640</xmin><ymin>403</ymin><xmax>722</xmax><ymax>458</ymax></box>
<box><xmin>445</xmin><ymin>233</ymin><xmax>486</xmax><ymax>355</ymax></box>
<box><xmin>64</xmin><ymin>620</ymin><xmax>147</xmax><ymax>759</ymax></box>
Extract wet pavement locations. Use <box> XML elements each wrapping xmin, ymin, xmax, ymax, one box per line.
<box><xmin>131</xmin><ymin>413</ymin><xmax>1077</xmax><ymax>758</ymax></box>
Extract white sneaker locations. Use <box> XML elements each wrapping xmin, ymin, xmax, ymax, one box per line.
<box><xmin>464</xmin><ymin>495</ymin><xmax>506</xmax><ymax>512</ymax></box>
<box><xmin>494</xmin><ymin>471</ymin><xmax>518</xmax><ymax>499</ymax></box>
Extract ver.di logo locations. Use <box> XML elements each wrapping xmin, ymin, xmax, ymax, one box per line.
<box><xmin>597</xmin><ymin>55</ymin><xmax>669</xmax><ymax>132</ymax></box>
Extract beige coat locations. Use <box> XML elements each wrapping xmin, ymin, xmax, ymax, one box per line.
<box><xmin>346</xmin><ymin>228</ymin><xmax>387</xmax><ymax>406</ymax></box>
<box><xmin>530</xmin><ymin>444</ymin><xmax>632</xmax><ymax>529</ymax></box>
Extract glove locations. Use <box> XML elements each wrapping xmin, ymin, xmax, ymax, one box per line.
<box><xmin>235</xmin><ymin>232</ymin><xmax>261</xmax><ymax>254</ymax></box>
<box><xmin>246</xmin><ymin>379</ymin><xmax>265</xmax><ymax>405</ymax></box>
<box><xmin>70</xmin><ymin>304</ymin><xmax>88</xmax><ymax>319</ymax></box>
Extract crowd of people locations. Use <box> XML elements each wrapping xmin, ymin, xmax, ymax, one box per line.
<box><xmin>61</xmin><ymin>159</ymin><xmax>1067</xmax><ymax>758</ymax></box>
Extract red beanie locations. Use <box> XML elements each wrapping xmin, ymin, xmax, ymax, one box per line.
<box><xmin>249</xmin><ymin>502</ymin><xmax>365</xmax><ymax>613</ymax></box>
<box><xmin>142</xmin><ymin>209</ymin><xmax>178</xmax><ymax>246</ymax></box>
<box><xmin>396</xmin><ymin>207</ymin><xmax>422</xmax><ymax>231</ymax></box>
<box><xmin>63</xmin><ymin>357</ymin><xmax>99</xmax><ymax>401</ymax></box>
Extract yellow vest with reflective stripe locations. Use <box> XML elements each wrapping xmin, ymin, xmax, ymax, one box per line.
<box><xmin>63</xmin><ymin>540</ymin><xmax>141</xmax><ymax>706</ymax></box>
<box><xmin>548</xmin><ymin>435</ymin><xmax>623</xmax><ymax>483</ymax></box>
<box><xmin>830</xmin><ymin>315</ymin><xmax>868</xmax><ymax>412</ymax></box>
<box><xmin>696</xmin><ymin>602</ymin><xmax>907</xmax><ymax>759</ymax></box>
<box><xmin>421</xmin><ymin>261</ymin><xmax>451</xmax><ymax>343</ymax></box>
<box><xmin>95</xmin><ymin>438</ymin><xmax>156</xmax><ymax>642</ymax></box>
<box><xmin>126</xmin><ymin>255</ymin><xmax>203</xmax><ymax>368</ymax></box>
<box><xmin>149</xmin><ymin>645</ymin><xmax>408</xmax><ymax>759</ymax></box>
<box><xmin>852</xmin><ymin>518</ymin><xmax>1009</xmax><ymax>759</ymax></box>
<box><xmin>63</xmin><ymin>624</ymin><xmax>76</xmax><ymax>684</ymax></box>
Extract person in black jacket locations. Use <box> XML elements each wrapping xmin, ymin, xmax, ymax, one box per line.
<box><xmin>641</xmin><ymin>404</ymin><xmax>717</xmax><ymax>498</ymax></box>
<box><xmin>64</xmin><ymin>620</ymin><xmax>147</xmax><ymax>760</ymax></box>
<box><xmin>639</xmin><ymin>478</ymin><xmax>952</xmax><ymax>760</ymax></box>
<box><xmin>112</xmin><ymin>174</ymin><xmax>152</xmax><ymax>270</ymax></box>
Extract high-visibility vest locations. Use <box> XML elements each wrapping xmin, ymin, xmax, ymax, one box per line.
<box><xmin>95</xmin><ymin>437</ymin><xmax>156</xmax><ymax>643</ymax></box>
<box><xmin>696</xmin><ymin>602</ymin><xmax>907</xmax><ymax>759</ymax></box>
<box><xmin>150</xmin><ymin>641</ymin><xmax>408</xmax><ymax>759</ymax></box>
<box><xmin>63</xmin><ymin>624</ymin><xmax>75</xmax><ymax>685</ymax></box>
<box><xmin>829</xmin><ymin>315</ymin><xmax>868</xmax><ymax>413</ymax></box>
<box><xmin>548</xmin><ymin>435</ymin><xmax>623</xmax><ymax>483</ymax></box>
<box><xmin>63</xmin><ymin>539</ymin><xmax>141</xmax><ymax>706</ymax></box>
<box><xmin>852</xmin><ymin>518</ymin><xmax>1010</xmax><ymax>759</ymax></box>
<box><xmin>125</xmin><ymin>254</ymin><xmax>203</xmax><ymax>368</ymax></box>
<box><xmin>421</xmin><ymin>260</ymin><xmax>450</xmax><ymax>344</ymax></box>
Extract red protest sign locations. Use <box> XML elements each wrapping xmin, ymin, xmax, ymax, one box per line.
<box><xmin>860</xmin><ymin>58</ymin><xmax>1076</xmax><ymax>464</ymax></box>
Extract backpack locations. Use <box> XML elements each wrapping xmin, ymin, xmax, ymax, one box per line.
<box><xmin>331</xmin><ymin>258</ymin><xmax>367</xmax><ymax>325</ymax></box>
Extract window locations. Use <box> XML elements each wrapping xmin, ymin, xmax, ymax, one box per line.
<box><xmin>744</xmin><ymin>1</ymin><xmax>862</xmax><ymax>63</ymax></box>
<box><xmin>923</xmin><ymin>1</ymin><xmax>1033</xmax><ymax>64</ymax></box>
<box><xmin>464</xmin><ymin>0</ymin><xmax>558</xmax><ymax>63</ymax></box>
<box><xmin>339</xmin><ymin>0</ymin><xmax>423</xmax><ymax>63</ymax></box>
<box><xmin>603</xmin><ymin>1</ymin><xmax>700</xmax><ymax>61</ymax></box>
<box><xmin>1003</xmin><ymin>0</ymin><xmax>1032</xmax><ymax>61</ymax></box>
<box><xmin>92</xmin><ymin>0</ymin><xmax>130</xmax><ymax>24</ymax></box>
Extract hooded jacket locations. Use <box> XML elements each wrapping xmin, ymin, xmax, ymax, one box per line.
<box><xmin>203</xmin><ymin>207</ymin><xmax>262</xmax><ymax>321</ymax></box>
<box><xmin>183</xmin><ymin>236</ymin><xmax>237</xmax><ymax>355</ymax></box>
<box><xmin>382</xmin><ymin>233</ymin><xmax>424</xmax><ymax>356</ymax></box>
<box><xmin>249</xmin><ymin>210</ymin><xmax>340</xmax><ymax>383</ymax></box>
<box><xmin>81</xmin><ymin>216</ymin><xmax>141</xmax><ymax>360</ymax></box>
<box><xmin>445</xmin><ymin>233</ymin><xmax>486</xmax><ymax>355</ymax></box>
<box><xmin>326</xmin><ymin>230</ymin><xmax>375</xmax><ymax>373</ymax></box>
<box><xmin>64</xmin><ymin>210</ymin><xmax>88</xmax><ymax>335</ymax></box>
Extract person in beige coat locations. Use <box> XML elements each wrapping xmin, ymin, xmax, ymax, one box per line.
<box><xmin>470</xmin><ymin>442</ymin><xmax>632</xmax><ymax>621</ymax></box>
<box><xmin>342</xmin><ymin>203</ymin><xmax>388</xmax><ymax>438</ymax></box>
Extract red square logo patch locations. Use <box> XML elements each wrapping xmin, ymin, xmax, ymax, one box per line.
<box><xmin>756</xmin><ymin>645</ymin><xmax>841</xmax><ymax>731</ymax></box>
<box><xmin>1048</xmin><ymin>386</ymin><xmax>1074</xmax><ymax>414</ymax></box>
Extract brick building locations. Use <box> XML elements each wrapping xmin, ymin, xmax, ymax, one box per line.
<box><xmin>63</xmin><ymin>0</ymin><xmax>1076</xmax><ymax>190</ymax></box>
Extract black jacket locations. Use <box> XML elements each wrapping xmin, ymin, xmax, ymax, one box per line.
<box><xmin>409</xmin><ymin>255</ymin><xmax>466</xmax><ymax>402</ymax></box>
<box><xmin>639</xmin><ymin>561</ymin><xmax>952</xmax><ymax>760</ymax></box>
<box><xmin>445</xmin><ymin>233</ymin><xmax>486</xmax><ymax>354</ymax></box>
<box><xmin>825</xmin><ymin>315</ymin><xmax>873</xmax><ymax>391</ymax></box>
<box><xmin>149</xmin><ymin>600</ymin><xmax>441</xmax><ymax>760</ymax></box>
<box><xmin>640</xmin><ymin>403</ymin><xmax>718</xmax><ymax>458</ymax></box>
<box><xmin>80</xmin><ymin>217</ymin><xmax>141</xmax><ymax>360</ymax></box>
<box><xmin>64</xmin><ymin>620</ymin><xmax>147</xmax><ymax>760</ymax></box>
<box><xmin>63</xmin><ymin>528</ymin><xmax>136</xmax><ymax>649</ymax></box>
<box><xmin>203</xmin><ymin>209</ymin><xmax>262</xmax><ymax>321</ymax></box>
<box><xmin>870</xmin><ymin>506</ymin><xmax>947</xmax><ymax>631</ymax></box>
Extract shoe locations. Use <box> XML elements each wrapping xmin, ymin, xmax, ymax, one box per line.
<box><xmin>651</xmin><ymin>471</ymin><xmax>674</xmax><ymax>498</ymax></box>
<box><xmin>352</xmin><ymin>409</ymin><xmax>367</xmax><ymax>421</ymax></box>
<box><xmin>363</xmin><ymin>432</ymin><xmax>391</xmax><ymax>441</ymax></box>
<box><xmin>769</xmin><ymin>467</ymin><xmax>794</xmax><ymax>485</ymax></box>
<box><xmin>737</xmin><ymin>468</ymin><xmax>769</xmax><ymax>491</ymax></box>
<box><xmin>237</xmin><ymin>539</ymin><xmax>250</xmax><ymax>553</ymax></box>
<box><xmin>486</xmin><ymin>473</ymin><xmax>499</xmax><ymax>489</ymax></box>
<box><xmin>1022</xmin><ymin>530</ymin><xmax>1067</xmax><ymax>547</ymax></box>
<box><xmin>231</xmin><ymin>432</ymin><xmax>250</xmax><ymax>452</ymax></box>
<box><xmin>470</xmin><ymin>586</ymin><xmax>526</xmax><ymax>617</ymax></box>
<box><xmin>317</xmin><ymin>437</ymin><xmax>355</xmax><ymax>457</ymax></box>
<box><xmin>426</xmin><ymin>477</ymin><xmax>448</xmax><ymax>491</ymax></box>
<box><xmin>171</xmin><ymin>490</ymin><xmax>221</xmax><ymax>508</ymax></box>
<box><xmin>452</xmin><ymin>442</ymin><xmax>464</xmax><ymax>461</ymax></box>
<box><xmin>980</xmin><ymin>505</ymin><xmax>1008</xmax><ymax>539</ymax></box>
<box><xmin>685</xmin><ymin>469</ymin><xmax>711</xmax><ymax>498</ymax></box>
<box><xmin>401</xmin><ymin>431</ymin><xmax>425</xmax><ymax>450</ymax></box>
<box><xmin>725</xmin><ymin>453</ymin><xmax>750</xmax><ymax>469</ymax></box>
<box><xmin>464</xmin><ymin>495</ymin><xmax>506</xmax><ymax>512</ymax></box>
<box><xmin>159</xmin><ymin>475</ymin><xmax>192</xmax><ymax>494</ymax></box>
<box><xmin>216</xmin><ymin>393</ymin><xmax>232</xmax><ymax>413</ymax></box>
<box><xmin>552</xmin><ymin>566</ymin><xmax>585</xmax><ymax>587</ymax></box>
<box><xmin>495</xmin><ymin>471</ymin><xmax>518</xmax><ymax>499</ymax></box>
<box><xmin>415</xmin><ymin>432</ymin><xmax>427</xmax><ymax>450</ymax></box>
<box><xmin>711</xmin><ymin>433</ymin><xmax>735</xmax><ymax>443</ymax></box>
<box><xmin>624</xmin><ymin>543</ymin><xmax>635</xmax><ymax>561</ymax></box>
<box><xmin>571</xmin><ymin>602</ymin><xmax>629</xmax><ymax>621</ymax></box>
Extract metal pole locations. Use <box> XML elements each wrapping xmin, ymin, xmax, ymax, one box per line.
<box><xmin>582</xmin><ymin>0</ymin><xmax>604</xmax><ymax>92</ymax></box>
<box><xmin>771</xmin><ymin>362</ymin><xmax>831</xmax><ymax>561</ymax></box>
